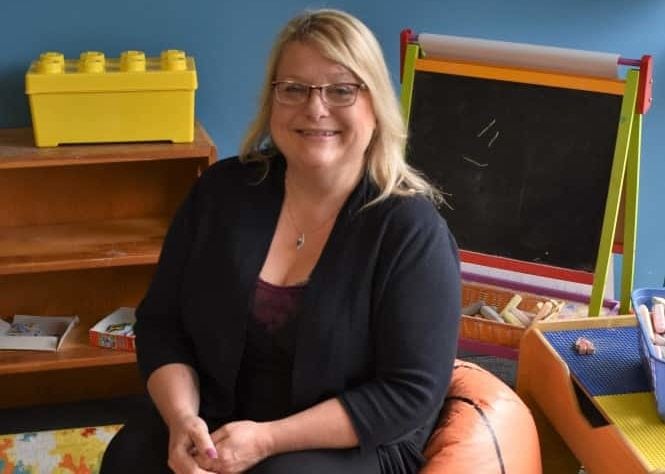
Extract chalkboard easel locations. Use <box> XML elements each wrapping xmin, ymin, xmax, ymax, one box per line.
<box><xmin>400</xmin><ymin>38</ymin><xmax>650</xmax><ymax>315</ymax></box>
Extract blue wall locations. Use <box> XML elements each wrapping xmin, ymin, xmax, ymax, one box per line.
<box><xmin>2</xmin><ymin>0</ymin><xmax>664</xmax><ymax>290</ymax></box>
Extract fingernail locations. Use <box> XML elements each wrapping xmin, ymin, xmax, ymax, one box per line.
<box><xmin>206</xmin><ymin>448</ymin><xmax>218</xmax><ymax>459</ymax></box>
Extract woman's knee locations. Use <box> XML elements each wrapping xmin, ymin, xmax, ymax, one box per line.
<box><xmin>100</xmin><ymin>405</ymin><xmax>170</xmax><ymax>473</ymax></box>
<box><xmin>248</xmin><ymin>448</ymin><xmax>379</xmax><ymax>474</ymax></box>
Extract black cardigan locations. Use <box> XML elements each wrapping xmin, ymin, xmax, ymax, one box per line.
<box><xmin>135</xmin><ymin>156</ymin><xmax>461</xmax><ymax>467</ymax></box>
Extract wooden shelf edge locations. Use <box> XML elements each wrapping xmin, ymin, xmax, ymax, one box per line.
<box><xmin>0</xmin><ymin>149</ymin><xmax>215</xmax><ymax>170</ymax></box>
<box><xmin>0</xmin><ymin>122</ymin><xmax>216</xmax><ymax>169</ymax></box>
<box><xmin>0</xmin><ymin>217</ymin><xmax>168</xmax><ymax>275</ymax></box>
<box><xmin>0</xmin><ymin>254</ymin><xmax>160</xmax><ymax>276</ymax></box>
<box><xmin>0</xmin><ymin>351</ymin><xmax>138</xmax><ymax>376</ymax></box>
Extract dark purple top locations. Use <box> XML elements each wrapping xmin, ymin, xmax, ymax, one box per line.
<box><xmin>234</xmin><ymin>277</ymin><xmax>305</xmax><ymax>421</ymax></box>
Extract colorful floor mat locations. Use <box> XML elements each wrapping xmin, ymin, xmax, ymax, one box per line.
<box><xmin>0</xmin><ymin>424</ymin><xmax>121</xmax><ymax>474</ymax></box>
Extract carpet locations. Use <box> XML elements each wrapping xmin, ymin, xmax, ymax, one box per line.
<box><xmin>0</xmin><ymin>424</ymin><xmax>121</xmax><ymax>474</ymax></box>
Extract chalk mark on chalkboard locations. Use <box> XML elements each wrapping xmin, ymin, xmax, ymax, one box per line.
<box><xmin>462</xmin><ymin>156</ymin><xmax>488</xmax><ymax>167</ymax></box>
<box><xmin>476</xmin><ymin>118</ymin><xmax>496</xmax><ymax>137</ymax></box>
<box><xmin>488</xmin><ymin>131</ymin><xmax>499</xmax><ymax>148</ymax></box>
<box><xmin>441</xmin><ymin>191</ymin><xmax>455</xmax><ymax>211</ymax></box>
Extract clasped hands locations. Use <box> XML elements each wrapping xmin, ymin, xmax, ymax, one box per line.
<box><xmin>168</xmin><ymin>415</ymin><xmax>273</xmax><ymax>474</ymax></box>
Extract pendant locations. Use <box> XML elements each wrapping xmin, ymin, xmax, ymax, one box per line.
<box><xmin>296</xmin><ymin>233</ymin><xmax>305</xmax><ymax>250</ymax></box>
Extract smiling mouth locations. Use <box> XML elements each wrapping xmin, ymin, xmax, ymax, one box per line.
<box><xmin>297</xmin><ymin>130</ymin><xmax>340</xmax><ymax>137</ymax></box>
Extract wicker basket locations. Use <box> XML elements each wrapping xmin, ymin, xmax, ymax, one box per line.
<box><xmin>460</xmin><ymin>281</ymin><xmax>548</xmax><ymax>348</ymax></box>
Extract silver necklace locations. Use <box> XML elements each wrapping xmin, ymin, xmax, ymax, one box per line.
<box><xmin>284</xmin><ymin>198</ymin><xmax>307</xmax><ymax>250</ymax></box>
<box><xmin>284</xmin><ymin>181</ymin><xmax>339</xmax><ymax>251</ymax></box>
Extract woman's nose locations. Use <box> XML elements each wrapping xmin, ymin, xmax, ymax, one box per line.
<box><xmin>304</xmin><ymin>89</ymin><xmax>329</xmax><ymax>117</ymax></box>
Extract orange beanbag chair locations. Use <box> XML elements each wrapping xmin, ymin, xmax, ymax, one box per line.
<box><xmin>421</xmin><ymin>360</ymin><xmax>541</xmax><ymax>473</ymax></box>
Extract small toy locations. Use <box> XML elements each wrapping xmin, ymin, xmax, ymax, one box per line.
<box><xmin>574</xmin><ymin>336</ymin><xmax>596</xmax><ymax>355</ymax></box>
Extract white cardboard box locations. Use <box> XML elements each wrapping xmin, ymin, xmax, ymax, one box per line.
<box><xmin>0</xmin><ymin>314</ymin><xmax>79</xmax><ymax>351</ymax></box>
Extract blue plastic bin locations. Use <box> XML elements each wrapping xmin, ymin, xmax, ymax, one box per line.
<box><xmin>631</xmin><ymin>287</ymin><xmax>665</xmax><ymax>421</ymax></box>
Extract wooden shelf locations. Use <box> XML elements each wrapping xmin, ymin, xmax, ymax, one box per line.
<box><xmin>0</xmin><ymin>122</ymin><xmax>216</xmax><ymax>407</ymax></box>
<box><xmin>0</xmin><ymin>322</ymin><xmax>136</xmax><ymax>375</ymax></box>
<box><xmin>0</xmin><ymin>122</ymin><xmax>217</xmax><ymax>169</ymax></box>
<box><xmin>0</xmin><ymin>217</ymin><xmax>169</xmax><ymax>275</ymax></box>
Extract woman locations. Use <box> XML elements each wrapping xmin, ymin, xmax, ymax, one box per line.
<box><xmin>101</xmin><ymin>8</ymin><xmax>460</xmax><ymax>474</ymax></box>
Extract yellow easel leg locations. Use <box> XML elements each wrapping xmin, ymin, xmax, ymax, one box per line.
<box><xmin>619</xmin><ymin>114</ymin><xmax>641</xmax><ymax>314</ymax></box>
<box><xmin>589</xmin><ymin>70</ymin><xmax>639</xmax><ymax>315</ymax></box>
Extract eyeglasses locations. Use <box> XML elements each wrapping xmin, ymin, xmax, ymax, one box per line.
<box><xmin>271</xmin><ymin>80</ymin><xmax>367</xmax><ymax>107</ymax></box>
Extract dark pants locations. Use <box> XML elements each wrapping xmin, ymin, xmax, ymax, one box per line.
<box><xmin>100</xmin><ymin>398</ymin><xmax>380</xmax><ymax>474</ymax></box>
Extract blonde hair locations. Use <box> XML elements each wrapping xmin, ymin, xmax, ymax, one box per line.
<box><xmin>239</xmin><ymin>8</ymin><xmax>442</xmax><ymax>206</ymax></box>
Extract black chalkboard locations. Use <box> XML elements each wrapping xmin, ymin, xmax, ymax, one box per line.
<box><xmin>407</xmin><ymin>70</ymin><xmax>623</xmax><ymax>272</ymax></box>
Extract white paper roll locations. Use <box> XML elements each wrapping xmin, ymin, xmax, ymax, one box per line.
<box><xmin>418</xmin><ymin>33</ymin><xmax>620</xmax><ymax>78</ymax></box>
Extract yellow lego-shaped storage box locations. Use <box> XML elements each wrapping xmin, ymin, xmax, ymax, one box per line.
<box><xmin>25</xmin><ymin>50</ymin><xmax>197</xmax><ymax>147</ymax></box>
